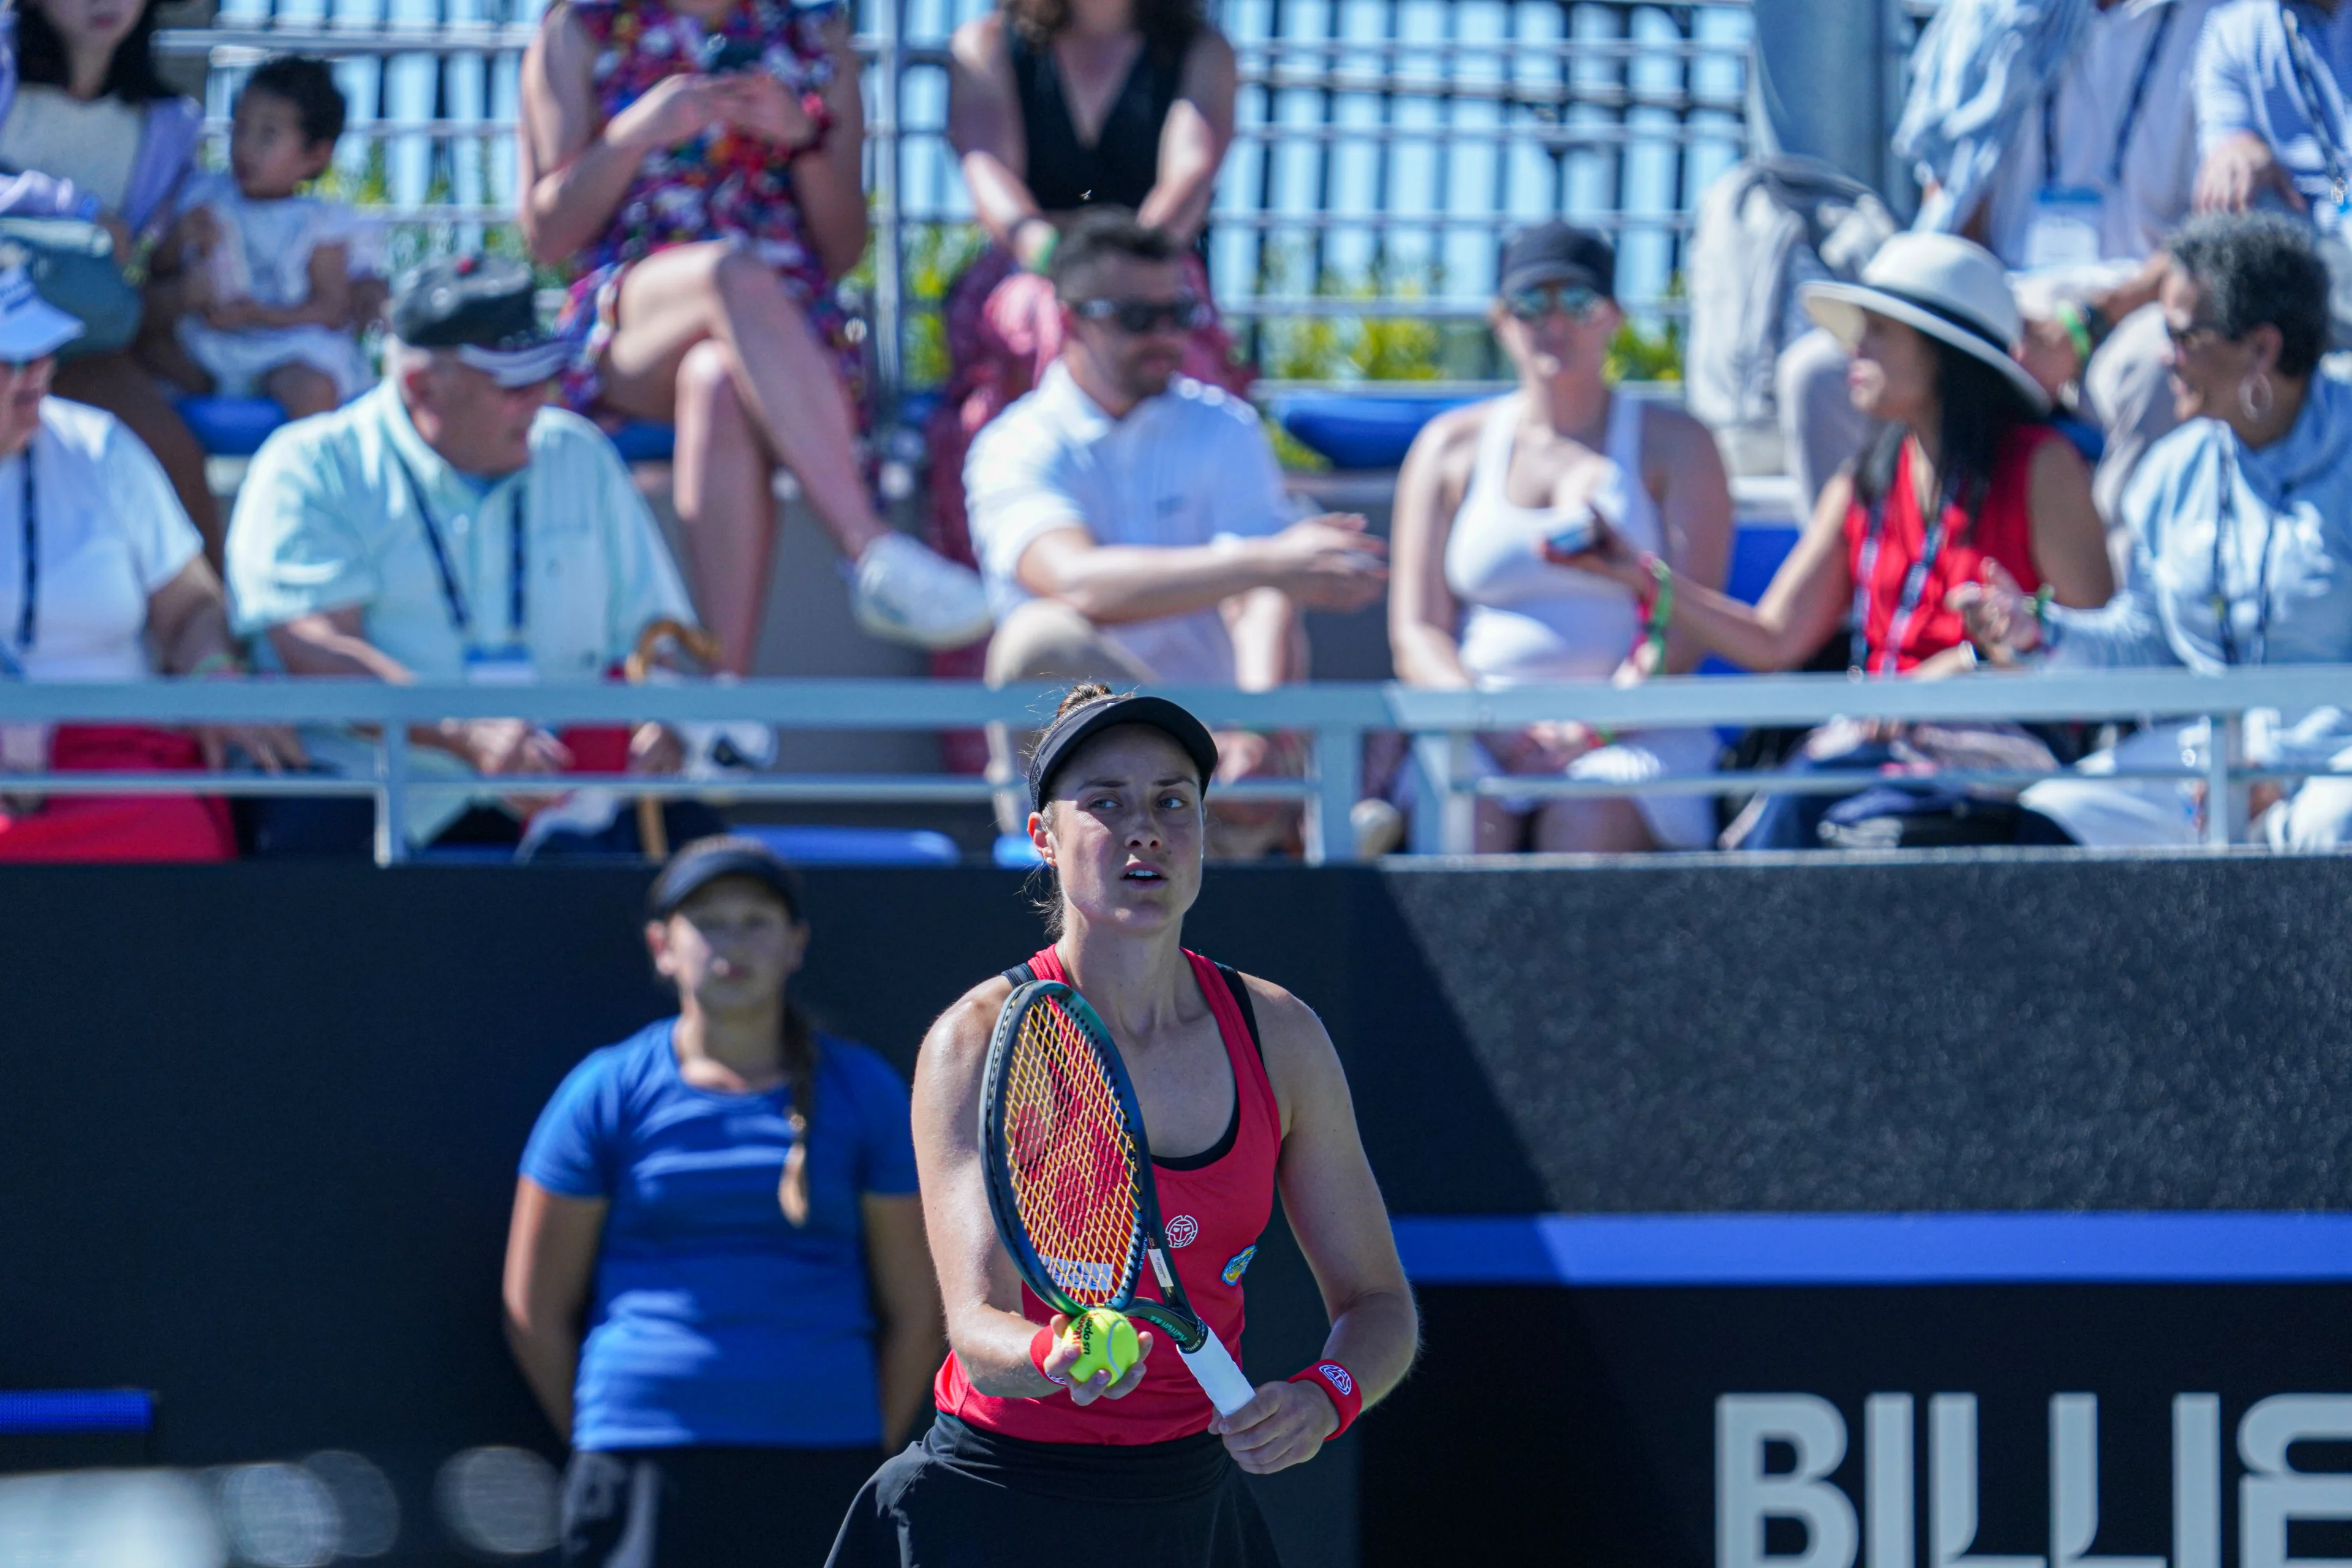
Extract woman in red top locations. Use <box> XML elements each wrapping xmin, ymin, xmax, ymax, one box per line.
<box><xmin>827</xmin><ymin>684</ymin><xmax>1417</xmax><ymax>1567</ymax></box>
<box><xmin>1551</xmin><ymin>233</ymin><xmax>2113</xmax><ymax>846</ymax></box>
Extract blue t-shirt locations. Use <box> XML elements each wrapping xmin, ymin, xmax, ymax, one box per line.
<box><xmin>519</xmin><ymin>1019</ymin><xmax>919</xmax><ymax>1450</ymax></box>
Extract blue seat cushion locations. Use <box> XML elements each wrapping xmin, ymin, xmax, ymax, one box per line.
<box><xmin>1271</xmin><ymin>391</ymin><xmax>1479</xmax><ymax>470</ymax></box>
<box><xmin>734</xmin><ymin>823</ymin><xmax>960</xmax><ymax>866</ymax></box>
<box><xmin>177</xmin><ymin>395</ymin><xmax>287</xmax><ymax>457</ymax></box>
<box><xmin>608</xmin><ymin>421</ymin><xmax>676</xmax><ymax>463</ymax></box>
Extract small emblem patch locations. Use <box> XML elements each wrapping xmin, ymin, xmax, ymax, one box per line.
<box><xmin>1221</xmin><ymin>1245</ymin><xmax>1258</xmax><ymax>1286</ymax></box>
<box><xmin>1165</xmin><ymin>1214</ymin><xmax>1200</xmax><ymax>1248</ymax></box>
<box><xmin>1317</xmin><ymin>1363</ymin><xmax>1354</xmax><ymax>1396</ymax></box>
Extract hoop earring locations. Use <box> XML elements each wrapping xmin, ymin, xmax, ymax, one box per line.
<box><xmin>2240</xmin><ymin>371</ymin><xmax>2275</xmax><ymax>423</ymax></box>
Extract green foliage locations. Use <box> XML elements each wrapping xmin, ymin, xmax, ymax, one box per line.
<box><xmin>1252</xmin><ymin>243</ymin><xmax>1444</xmax><ymax>385</ymax></box>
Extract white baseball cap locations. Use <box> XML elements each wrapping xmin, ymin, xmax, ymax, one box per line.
<box><xmin>0</xmin><ymin>263</ymin><xmax>86</xmax><ymax>363</ymax></box>
<box><xmin>1801</xmin><ymin>232</ymin><xmax>2048</xmax><ymax>413</ymax></box>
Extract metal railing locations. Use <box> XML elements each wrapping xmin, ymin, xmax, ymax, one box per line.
<box><xmin>2</xmin><ymin>666</ymin><xmax>2346</xmax><ymax>866</ymax></box>
<box><xmin>154</xmin><ymin>0</ymin><xmax>1753</xmax><ymax>408</ymax></box>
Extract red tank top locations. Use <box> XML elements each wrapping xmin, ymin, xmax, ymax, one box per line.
<box><xmin>1845</xmin><ymin>424</ymin><xmax>2054</xmax><ymax>674</ymax></box>
<box><xmin>933</xmin><ymin>946</ymin><xmax>1282</xmax><ymax>1445</ymax></box>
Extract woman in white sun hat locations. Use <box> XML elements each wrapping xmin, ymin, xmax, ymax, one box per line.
<box><xmin>1550</xmin><ymin>231</ymin><xmax>2116</xmax><ymax>848</ymax></box>
<box><xmin>0</xmin><ymin>259</ymin><xmax>301</xmax><ymax>861</ymax></box>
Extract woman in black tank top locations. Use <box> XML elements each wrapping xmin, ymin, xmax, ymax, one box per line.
<box><xmin>920</xmin><ymin>0</ymin><xmax>1251</xmax><ymax>644</ymax></box>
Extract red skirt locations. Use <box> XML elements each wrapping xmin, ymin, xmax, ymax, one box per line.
<box><xmin>0</xmin><ymin>724</ymin><xmax>236</xmax><ymax>863</ymax></box>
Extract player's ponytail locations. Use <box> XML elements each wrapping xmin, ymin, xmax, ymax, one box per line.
<box><xmin>778</xmin><ymin>998</ymin><xmax>818</xmax><ymax>1227</ymax></box>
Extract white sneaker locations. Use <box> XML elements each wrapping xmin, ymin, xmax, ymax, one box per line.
<box><xmin>850</xmin><ymin>533</ymin><xmax>994</xmax><ymax>650</ymax></box>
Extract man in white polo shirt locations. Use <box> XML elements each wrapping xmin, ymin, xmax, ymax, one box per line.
<box><xmin>965</xmin><ymin>211</ymin><xmax>1387</xmax><ymax>846</ymax></box>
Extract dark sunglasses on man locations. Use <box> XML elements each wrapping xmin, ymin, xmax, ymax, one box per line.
<box><xmin>1504</xmin><ymin>284</ymin><xmax>1607</xmax><ymax>324</ymax></box>
<box><xmin>1072</xmin><ymin>295</ymin><xmax>1210</xmax><ymax>334</ymax></box>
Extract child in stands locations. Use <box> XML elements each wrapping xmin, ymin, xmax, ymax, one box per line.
<box><xmin>148</xmin><ymin>56</ymin><xmax>368</xmax><ymax>418</ymax></box>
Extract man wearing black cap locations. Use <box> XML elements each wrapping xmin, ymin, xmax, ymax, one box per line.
<box><xmin>225</xmin><ymin>255</ymin><xmax>701</xmax><ymax>854</ymax></box>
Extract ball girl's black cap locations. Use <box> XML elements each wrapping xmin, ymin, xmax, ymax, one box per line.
<box><xmin>1027</xmin><ymin>693</ymin><xmax>1221</xmax><ymax>813</ymax></box>
<box><xmin>647</xmin><ymin>835</ymin><xmax>805</xmax><ymax>919</ymax></box>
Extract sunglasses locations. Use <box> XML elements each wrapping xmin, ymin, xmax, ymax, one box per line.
<box><xmin>2164</xmin><ymin>317</ymin><xmax>2231</xmax><ymax>350</ymax></box>
<box><xmin>1504</xmin><ymin>285</ymin><xmax>1607</xmax><ymax>323</ymax></box>
<box><xmin>1071</xmin><ymin>296</ymin><xmax>1209</xmax><ymax>334</ymax></box>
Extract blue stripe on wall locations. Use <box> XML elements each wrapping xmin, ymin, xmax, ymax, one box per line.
<box><xmin>0</xmin><ymin>1389</ymin><xmax>154</xmax><ymax>1434</ymax></box>
<box><xmin>1390</xmin><ymin>1213</ymin><xmax>2352</xmax><ymax>1286</ymax></box>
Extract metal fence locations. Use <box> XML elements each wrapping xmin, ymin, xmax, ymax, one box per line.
<box><xmin>2</xmin><ymin>666</ymin><xmax>2343</xmax><ymax>865</ymax></box>
<box><xmin>155</xmin><ymin>0</ymin><xmax>1752</xmax><ymax>408</ymax></box>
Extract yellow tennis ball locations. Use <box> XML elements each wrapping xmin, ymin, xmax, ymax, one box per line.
<box><xmin>1060</xmin><ymin>1308</ymin><xmax>1140</xmax><ymax>1385</ymax></box>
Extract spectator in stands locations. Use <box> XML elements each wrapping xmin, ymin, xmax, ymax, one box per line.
<box><xmin>505</xmin><ymin>837</ymin><xmax>940</xmax><ymax>1564</ymax></box>
<box><xmin>518</xmin><ymin>0</ymin><xmax>991</xmax><ymax>671</ymax></box>
<box><xmin>1390</xmin><ymin>222</ymin><xmax>1732</xmax><ymax>853</ymax></box>
<box><xmin>1962</xmin><ymin>214</ymin><xmax>2352</xmax><ymax>849</ymax></box>
<box><xmin>1555</xmin><ymin>233</ymin><xmax>2114</xmax><ymax>850</ymax></box>
<box><xmin>0</xmin><ymin>0</ymin><xmax>221</xmax><ymax>559</ymax></box>
<box><xmin>2190</xmin><ymin>0</ymin><xmax>2352</xmax><ymax>228</ymax></box>
<box><xmin>1784</xmin><ymin>0</ymin><xmax>2218</xmax><ymax>546</ymax></box>
<box><xmin>0</xmin><ymin>265</ymin><xmax>301</xmax><ymax>862</ymax></box>
<box><xmin>929</xmin><ymin>0</ymin><xmax>1247</xmax><ymax>634</ymax></box>
<box><xmin>142</xmin><ymin>57</ymin><xmax>368</xmax><ymax>422</ymax></box>
<box><xmin>966</xmin><ymin>210</ymin><xmax>1385</xmax><ymax>856</ymax></box>
<box><xmin>226</xmin><ymin>257</ymin><xmax>704</xmax><ymax>858</ymax></box>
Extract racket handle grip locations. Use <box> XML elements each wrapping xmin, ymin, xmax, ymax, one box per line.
<box><xmin>1178</xmin><ymin>1330</ymin><xmax>1259</xmax><ymax>1417</ymax></box>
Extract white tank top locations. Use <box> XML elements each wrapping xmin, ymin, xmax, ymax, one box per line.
<box><xmin>1444</xmin><ymin>390</ymin><xmax>1664</xmax><ymax>684</ymax></box>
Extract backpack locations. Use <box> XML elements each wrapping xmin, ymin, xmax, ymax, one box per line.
<box><xmin>1684</xmin><ymin>157</ymin><xmax>1897</xmax><ymax>449</ymax></box>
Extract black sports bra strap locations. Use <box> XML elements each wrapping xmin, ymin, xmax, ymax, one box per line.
<box><xmin>1214</xmin><ymin>962</ymin><xmax>1263</xmax><ymax>1064</ymax></box>
<box><xmin>1001</xmin><ymin>962</ymin><xmax>1038</xmax><ymax>988</ymax></box>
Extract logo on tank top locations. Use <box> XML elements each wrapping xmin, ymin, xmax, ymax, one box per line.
<box><xmin>1165</xmin><ymin>1213</ymin><xmax>1200</xmax><ymax>1248</ymax></box>
<box><xmin>1221</xmin><ymin>1245</ymin><xmax>1258</xmax><ymax>1286</ymax></box>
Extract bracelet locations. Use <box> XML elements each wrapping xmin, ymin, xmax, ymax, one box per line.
<box><xmin>1029</xmin><ymin>1325</ymin><xmax>1071</xmax><ymax>1389</ymax></box>
<box><xmin>2053</xmin><ymin>301</ymin><xmax>2095</xmax><ymax>368</ymax></box>
<box><xmin>187</xmin><ymin>651</ymin><xmax>246</xmax><ymax>678</ymax></box>
<box><xmin>1636</xmin><ymin>550</ymin><xmax>1673</xmax><ymax>671</ymax></box>
<box><xmin>1289</xmin><ymin>1360</ymin><xmax>1363</xmax><ymax>1439</ymax></box>
<box><xmin>1018</xmin><ymin>218</ymin><xmax>1060</xmax><ymax>275</ymax></box>
<box><xmin>787</xmin><ymin>89</ymin><xmax>835</xmax><ymax>160</ymax></box>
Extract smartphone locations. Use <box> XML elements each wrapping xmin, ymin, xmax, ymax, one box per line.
<box><xmin>699</xmin><ymin>34</ymin><xmax>766</xmax><ymax>74</ymax></box>
<box><xmin>1544</xmin><ymin>505</ymin><xmax>1599</xmax><ymax>559</ymax></box>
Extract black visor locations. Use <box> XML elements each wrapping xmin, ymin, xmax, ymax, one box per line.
<box><xmin>1027</xmin><ymin>694</ymin><xmax>1221</xmax><ymax>812</ymax></box>
<box><xmin>647</xmin><ymin>837</ymin><xmax>804</xmax><ymax>920</ymax></box>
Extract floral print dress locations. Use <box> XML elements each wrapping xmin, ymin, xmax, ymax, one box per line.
<box><xmin>557</xmin><ymin>0</ymin><xmax>861</xmax><ymax>413</ymax></box>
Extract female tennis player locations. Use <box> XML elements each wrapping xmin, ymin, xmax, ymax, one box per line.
<box><xmin>826</xmin><ymin>684</ymin><xmax>1418</xmax><ymax>1567</ymax></box>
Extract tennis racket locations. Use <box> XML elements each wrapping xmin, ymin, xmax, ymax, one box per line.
<box><xmin>979</xmin><ymin>978</ymin><xmax>1259</xmax><ymax>1415</ymax></box>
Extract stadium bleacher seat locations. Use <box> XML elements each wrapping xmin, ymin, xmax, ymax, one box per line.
<box><xmin>735</xmin><ymin>824</ymin><xmax>961</xmax><ymax>866</ymax></box>
<box><xmin>1271</xmin><ymin>391</ymin><xmax>1477</xmax><ymax>470</ymax></box>
<box><xmin>177</xmin><ymin>395</ymin><xmax>290</xmax><ymax>458</ymax></box>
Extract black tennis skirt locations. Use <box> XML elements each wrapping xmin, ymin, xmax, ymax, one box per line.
<box><xmin>823</xmin><ymin>1411</ymin><xmax>1284</xmax><ymax>1568</ymax></box>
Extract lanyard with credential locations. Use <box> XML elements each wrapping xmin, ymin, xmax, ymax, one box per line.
<box><xmin>2211</xmin><ymin>445</ymin><xmax>2286</xmax><ymax>666</ymax></box>
<box><xmin>12</xmin><ymin>447</ymin><xmax>32</xmax><ymax>655</ymax></box>
<box><xmin>2040</xmin><ymin>5</ymin><xmax>2178</xmax><ymax>189</ymax></box>
<box><xmin>387</xmin><ymin>446</ymin><xmax>526</xmax><ymax>644</ymax></box>
<box><xmin>2283</xmin><ymin>6</ymin><xmax>2350</xmax><ymax>203</ymax></box>
<box><xmin>1849</xmin><ymin>450</ymin><xmax>1958</xmax><ymax>677</ymax></box>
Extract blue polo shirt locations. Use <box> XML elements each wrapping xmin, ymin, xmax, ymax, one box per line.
<box><xmin>520</xmin><ymin>1020</ymin><xmax>919</xmax><ymax>1451</ymax></box>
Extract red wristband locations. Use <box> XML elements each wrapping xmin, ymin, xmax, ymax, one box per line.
<box><xmin>1289</xmin><ymin>1360</ymin><xmax>1362</xmax><ymax>1439</ymax></box>
<box><xmin>1030</xmin><ymin>1326</ymin><xmax>1070</xmax><ymax>1389</ymax></box>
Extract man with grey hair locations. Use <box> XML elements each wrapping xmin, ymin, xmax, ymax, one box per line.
<box><xmin>225</xmin><ymin>255</ymin><xmax>702</xmax><ymax>855</ymax></box>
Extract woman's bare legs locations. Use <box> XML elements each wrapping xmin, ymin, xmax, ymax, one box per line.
<box><xmin>51</xmin><ymin>351</ymin><xmax>223</xmax><ymax>567</ymax></box>
<box><xmin>260</xmin><ymin>361</ymin><xmax>342</xmax><ymax>421</ymax></box>
<box><xmin>1533</xmin><ymin>797</ymin><xmax>1658</xmax><ymax>853</ymax></box>
<box><xmin>671</xmin><ymin>339</ymin><xmax>777</xmax><ymax>676</ymax></box>
<box><xmin>598</xmin><ymin>242</ymin><xmax>888</xmax><ymax>560</ymax></box>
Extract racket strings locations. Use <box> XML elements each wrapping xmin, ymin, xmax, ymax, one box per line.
<box><xmin>1001</xmin><ymin>998</ymin><xmax>1142</xmax><ymax>1305</ymax></box>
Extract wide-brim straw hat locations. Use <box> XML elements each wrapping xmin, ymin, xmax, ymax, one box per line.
<box><xmin>1801</xmin><ymin>232</ymin><xmax>2050</xmax><ymax>413</ymax></box>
